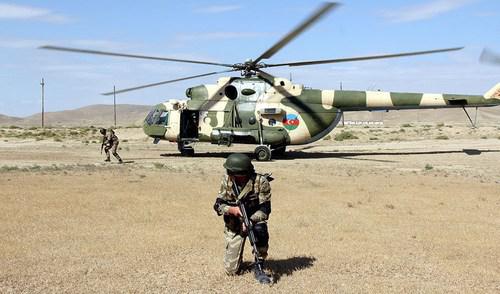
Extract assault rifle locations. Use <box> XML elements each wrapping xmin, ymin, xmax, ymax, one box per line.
<box><xmin>232</xmin><ymin>181</ymin><xmax>272</xmax><ymax>285</ymax></box>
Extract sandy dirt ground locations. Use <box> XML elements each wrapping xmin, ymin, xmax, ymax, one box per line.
<box><xmin>1</xmin><ymin>126</ymin><xmax>499</xmax><ymax>293</ymax></box>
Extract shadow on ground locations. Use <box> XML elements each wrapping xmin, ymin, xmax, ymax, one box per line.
<box><xmin>240</xmin><ymin>256</ymin><xmax>316</xmax><ymax>283</ymax></box>
<box><xmin>157</xmin><ymin>149</ymin><xmax>500</xmax><ymax>162</ymax></box>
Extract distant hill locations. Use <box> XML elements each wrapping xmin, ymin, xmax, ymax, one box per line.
<box><xmin>0</xmin><ymin>104</ymin><xmax>152</xmax><ymax>127</ymax></box>
<box><xmin>0</xmin><ymin>114</ymin><xmax>23</xmax><ymax>126</ymax></box>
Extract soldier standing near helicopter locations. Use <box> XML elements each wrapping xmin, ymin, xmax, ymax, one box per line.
<box><xmin>213</xmin><ymin>153</ymin><xmax>272</xmax><ymax>282</ymax></box>
<box><xmin>100</xmin><ymin>128</ymin><xmax>123</xmax><ymax>163</ymax></box>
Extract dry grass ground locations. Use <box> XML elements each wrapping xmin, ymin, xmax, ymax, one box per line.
<box><xmin>1</xmin><ymin>126</ymin><xmax>499</xmax><ymax>293</ymax></box>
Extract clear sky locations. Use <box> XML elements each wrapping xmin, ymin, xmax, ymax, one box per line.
<box><xmin>1</xmin><ymin>0</ymin><xmax>499</xmax><ymax>117</ymax></box>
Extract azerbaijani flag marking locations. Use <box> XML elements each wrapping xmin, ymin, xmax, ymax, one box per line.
<box><xmin>283</xmin><ymin>114</ymin><xmax>300</xmax><ymax>130</ymax></box>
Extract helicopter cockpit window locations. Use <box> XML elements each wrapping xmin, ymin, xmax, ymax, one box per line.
<box><xmin>145</xmin><ymin>109</ymin><xmax>168</xmax><ymax>125</ymax></box>
<box><xmin>158</xmin><ymin>111</ymin><xmax>169</xmax><ymax>125</ymax></box>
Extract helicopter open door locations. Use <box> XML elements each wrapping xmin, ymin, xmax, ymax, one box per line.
<box><xmin>177</xmin><ymin>110</ymin><xmax>199</xmax><ymax>155</ymax></box>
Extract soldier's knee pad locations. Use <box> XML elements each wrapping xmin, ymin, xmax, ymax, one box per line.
<box><xmin>253</xmin><ymin>223</ymin><xmax>269</xmax><ymax>247</ymax></box>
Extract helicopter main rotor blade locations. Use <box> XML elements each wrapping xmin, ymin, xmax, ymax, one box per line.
<box><xmin>480</xmin><ymin>48</ymin><xmax>500</xmax><ymax>65</ymax></box>
<box><xmin>39</xmin><ymin>45</ymin><xmax>235</xmax><ymax>67</ymax></box>
<box><xmin>253</xmin><ymin>2</ymin><xmax>339</xmax><ymax>64</ymax></box>
<box><xmin>265</xmin><ymin>47</ymin><xmax>464</xmax><ymax>67</ymax></box>
<box><xmin>101</xmin><ymin>69</ymin><xmax>236</xmax><ymax>95</ymax></box>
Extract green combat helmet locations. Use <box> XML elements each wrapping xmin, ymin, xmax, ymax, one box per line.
<box><xmin>223</xmin><ymin>153</ymin><xmax>254</xmax><ymax>174</ymax></box>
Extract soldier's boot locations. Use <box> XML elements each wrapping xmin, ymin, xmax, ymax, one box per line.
<box><xmin>104</xmin><ymin>158</ymin><xmax>110</xmax><ymax>162</ymax></box>
<box><xmin>253</xmin><ymin>259</ymin><xmax>272</xmax><ymax>284</ymax></box>
<box><xmin>113</xmin><ymin>152</ymin><xmax>123</xmax><ymax>163</ymax></box>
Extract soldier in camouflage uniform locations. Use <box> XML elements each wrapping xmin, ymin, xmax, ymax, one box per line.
<box><xmin>213</xmin><ymin>153</ymin><xmax>272</xmax><ymax>275</ymax></box>
<box><xmin>100</xmin><ymin>128</ymin><xmax>123</xmax><ymax>163</ymax></box>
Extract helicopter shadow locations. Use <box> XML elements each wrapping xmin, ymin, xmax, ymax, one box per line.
<box><xmin>158</xmin><ymin>148</ymin><xmax>499</xmax><ymax>162</ymax></box>
<box><xmin>240</xmin><ymin>256</ymin><xmax>316</xmax><ymax>283</ymax></box>
<box><xmin>160</xmin><ymin>152</ymin><xmax>251</xmax><ymax>159</ymax></box>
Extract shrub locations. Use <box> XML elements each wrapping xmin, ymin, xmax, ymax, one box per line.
<box><xmin>153</xmin><ymin>162</ymin><xmax>164</xmax><ymax>169</ymax></box>
<box><xmin>435</xmin><ymin>135</ymin><xmax>449</xmax><ymax>140</ymax></box>
<box><xmin>334</xmin><ymin>131</ymin><xmax>358</xmax><ymax>141</ymax></box>
<box><xmin>401</xmin><ymin>123</ymin><xmax>412</xmax><ymax>128</ymax></box>
<box><xmin>425</xmin><ymin>164</ymin><xmax>433</xmax><ymax>170</ymax></box>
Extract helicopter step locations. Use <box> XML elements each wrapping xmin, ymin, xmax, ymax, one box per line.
<box><xmin>177</xmin><ymin>139</ymin><xmax>197</xmax><ymax>157</ymax></box>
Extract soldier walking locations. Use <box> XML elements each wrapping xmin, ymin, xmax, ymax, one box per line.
<box><xmin>100</xmin><ymin>128</ymin><xmax>123</xmax><ymax>163</ymax></box>
<box><xmin>213</xmin><ymin>153</ymin><xmax>272</xmax><ymax>280</ymax></box>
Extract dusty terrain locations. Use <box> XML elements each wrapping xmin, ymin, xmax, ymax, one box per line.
<box><xmin>1</xmin><ymin>125</ymin><xmax>499</xmax><ymax>293</ymax></box>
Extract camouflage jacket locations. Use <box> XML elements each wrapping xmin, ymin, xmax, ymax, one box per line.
<box><xmin>214</xmin><ymin>173</ymin><xmax>271</xmax><ymax>231</ymax></box>
<box><xmin>103</xmin><ymin>129</ymin><xmax>119</xmax><ymax>145</ymax></box>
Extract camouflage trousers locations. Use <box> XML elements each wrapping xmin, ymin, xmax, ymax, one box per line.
<box><xmin>105</xmin><ymin>142</ymin><xmax>122</xmax><ymax>161</ymax></box>
<box><xmin>223</xmin><ymin>225</ymin><xmax>268</xmax><ymax>275</ymax></box>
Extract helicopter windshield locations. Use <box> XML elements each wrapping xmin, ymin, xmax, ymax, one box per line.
<box><xmin>145</xmin><ymin>108</ymin><xmax>169</xmax><ymax>126</ymax></box>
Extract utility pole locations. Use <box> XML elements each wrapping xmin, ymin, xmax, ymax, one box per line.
<box><xmin>40</xmin><ymin>78</ymin><xmax>45</xmax><ymax>128</ymax></box>
<box><xmin>113</xmin><ymin>85</ymin><xmax>117</xmax><ymax>127</ymax></box>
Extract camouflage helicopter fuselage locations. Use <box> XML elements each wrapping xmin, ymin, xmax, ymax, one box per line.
<box><xmin>143</xmin><ymin>77</ymin><xmax>500</xmax><ymax>153</ymax></box>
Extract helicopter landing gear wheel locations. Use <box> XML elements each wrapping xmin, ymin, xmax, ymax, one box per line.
<box><xmin>255</xmin><ymin>145</ymin><xmax>272</xmax><ymax>161</ymax></box>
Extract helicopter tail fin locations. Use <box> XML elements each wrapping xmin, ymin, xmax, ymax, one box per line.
<box><xmin>484</xmin><ymin>83</ymin><xmax>500</xmax><ymax>99</ymax></box>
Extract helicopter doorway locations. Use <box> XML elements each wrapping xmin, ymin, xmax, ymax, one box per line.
<box><xmin>179</xmin><ymin>110</ymin><xmax>199</xmax><ymax>140</ymax></box>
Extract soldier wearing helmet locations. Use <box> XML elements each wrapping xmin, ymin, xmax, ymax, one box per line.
<box><xmin>213</xmin><ymin>153</ymin><xmax>272</xmax><ymax>276</ymax></box>
<box><xmin>100</xmin><ymin>128</ymin><xmax>123</xmax><ymax>163</ymax></box>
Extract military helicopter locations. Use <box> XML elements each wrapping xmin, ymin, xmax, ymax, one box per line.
<box><xmin>40</xmin><ymin>2</ymin><xmax>500</xmax><ymax>161</ymax></box>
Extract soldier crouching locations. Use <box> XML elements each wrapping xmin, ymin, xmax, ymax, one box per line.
<box><xmin>100</xmin><ymin>128</ymin><xmax>123</xmax><ymax>163</ymax></box>
<box><xmin>213</xmin><ymin>153</ymin><xmax>272</xmax><ymax>276</ymax></box>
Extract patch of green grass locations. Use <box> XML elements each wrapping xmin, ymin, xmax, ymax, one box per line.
<box><xmin>435</xmin><ymin>135</ymin><xmax>449</xmax><ymax>140</ymax></box>
<box><xmin>1</xmin><ymin>165</ymin><xmax>20</xmax><ymax>172</ymax></box>
<box><xmin>122</xmin><ymin>139</ymin><xmax>129</xmax><ymax>143</ymax></box>
<box><xmin>399</xmin><ymin>128</ymin><xmax>405</xmax><ymax>133</ymax></box>
<box><xmin>153</xmin><ymin>162</ymin><xmax>165</xmax><ymax>169</ymax></box>
<box><xmin>369</xmin><ymin>137</ymin><xmax>378</xmax><ymax>140</ymax></box>
<box><xmin>425</xmin><ymin>164</ymin><xmax>433</xmax><ymax>170</ymax></box>
<box><xmin>54</xmin><ymin>138</ymin><xmax>63</xmax><ymax>142</ymax></box>
<box><xmin>323</xmin><ymin>135</ymin><xmax>332</xmax><ymax>140</ymax></box>
<box><xmin>481</xmin><ymin>136</ymin><xmax>488</xmax><ymax>139</ymax></box>
<box><xmin>436</xmin><ymin>122</ymin><xmax>445</xmax><ymax>127</ymax></box>
<box><xmin>334</xmin><ymin>131</ymin><xmax>358</xmax><ymax>141</ymax></box>
<box><xmin>401</xmin><ymin>123</ymin><xmax>412</xmax><ymax>128</ymax></box>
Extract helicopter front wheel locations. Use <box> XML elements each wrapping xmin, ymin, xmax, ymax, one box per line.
<box><xmin>255</xmin><ymin>145</ymin><xmax>272</xmax><ymax>161</ymax></box>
